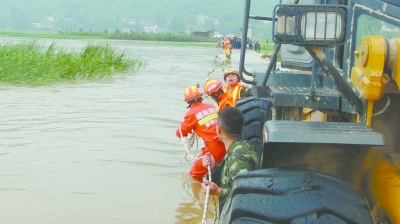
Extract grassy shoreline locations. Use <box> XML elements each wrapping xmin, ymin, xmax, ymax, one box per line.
<box><xmin>0</xmin><ymin>41</ymin><xmax>145</xmax><ymax>86</ymax></box>
<box><xmin>0</xmin><ymin>31</ymin><xmax>274</xmax><ymax>86</ymax></box>
<box><xmin>0</xmin><ymin>30</ymin><xmax>217</xmax><ymax>42</ymax></box>
<box><xmin>0</xmin><ymin>30</ymin><xmax>108</xmax><ymax>40</ymax></box>
<box><xmin>0</xmin><ymin>30</ymin><xmax>275</xmax><ymax>52</ymax></box>
<box><xmin>0</xmin><ymin>30</ymin><xmax>219</xmax><ymax>48</ymax></box>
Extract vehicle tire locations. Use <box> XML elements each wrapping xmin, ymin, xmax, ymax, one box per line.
<box><xmin>236</xmin><ymin>97</ymin><xmax>272</xmax><ymax>160</ymax></box>
<box><xmin>212</xmin><ymin>97</ymin><xmax>270</xmax><ymax>184</ymax></box>
<box><xmin>220</xmin><ymin>169</ymin><xmax>374</xmax><ymax>224</ymax></box>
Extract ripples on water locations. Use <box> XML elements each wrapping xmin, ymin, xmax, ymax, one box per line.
<box><xmin>0</xmin><ymin>38</ymin><xmax>228</xmax><ymax>223</ymax></box>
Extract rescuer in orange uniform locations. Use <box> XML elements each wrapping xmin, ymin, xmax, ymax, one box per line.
<box><xmin>222</xmin><ymin>67</ymin><xmax>253</xmax><ymax>104</ymax></box>
<box><xmin>204</xmin><ymin>78</ymin><xmax>235</xmax><ymax>113</ymax></box>
<box><xmin>223</xmin><ymin>41</ymin><xmax>233</xmax><ymax>59</ymax></box>
<box><xmin>176</xmin><ymin>85</ymin><xmax>226</xmax><ymax>182</ymax></box>
<box><xmin>221</xmin><ymin>37</ymin><xmax>229</xmax><ymax>50</ymax></box>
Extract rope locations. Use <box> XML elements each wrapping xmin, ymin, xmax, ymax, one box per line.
<box><xmin>178</xmin><ymin>126</ymin><xmax>217</xmax><ymax>223</ymax></box>
<box><xmin>201</xmin><ymin>158</ymin><xmax>218</xmax><ymax>224</ymax></box>
<box><xmin>178</xmin><ymin>126</ymin><xmax>199</xmax><ymax>162</ymax></box>
<box><xmin>201</xmin><ymin>164</ymin><xmax>212</xmax><ymax>224</ymax></box>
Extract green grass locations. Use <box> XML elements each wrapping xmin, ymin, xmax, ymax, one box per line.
<box><xmin>109</xmin><ymin>32</ymin><xmax>217</xmax><ymax>43</ymax></box>
<box><xmin>0</xmin><ymin>30</ymin><xmax>219</xmax><ymax>43</ymax></box>
<box><xmin>259</xmin><ymin>43</ymin><xmax>275</xmax><ymax>54</ymax></box>
<box><xmin>0</xmin><ymin>41</ymin><xmax>145</xmax><ymax>86</ymax></box>
<box><xmin>0</xmin><ymin>30</ymin><xmax>108</xmax><ymax>40</ymax></box>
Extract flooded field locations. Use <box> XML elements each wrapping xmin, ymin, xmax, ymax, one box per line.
<box><xmin>0</xmin><ymin>37</ymin><xmax>267</xmax><ymax>223</ymax></box>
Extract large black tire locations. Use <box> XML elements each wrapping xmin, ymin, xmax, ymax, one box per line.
<box><xmin>236</xmin><ymin>97</ymin><xmax>272</xmax><ymax>161</ymax></box>
<box><xmin>220</xmin><ymin>169</ymin><xmax>373</xmax><ymax>224</ymax></box>
<box><xmin>211</xmin><ymin>97</ymin><xmax>270</xmax><ymax>184</ymax></box>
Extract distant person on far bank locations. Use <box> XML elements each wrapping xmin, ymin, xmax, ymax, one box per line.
<box><xmin>254</xmin><ymin>41</ymin><xmax>260</xmax><ymax>53</ymax></box>
<box><xmin>201</xmin><ymin>107</ymin><xmax>260</xmax><ymax>212</ymax></box>
<box><xmin>222</xmin><ymin>67</ymin><xmax>253</xmax><ymax>104</ymax></box>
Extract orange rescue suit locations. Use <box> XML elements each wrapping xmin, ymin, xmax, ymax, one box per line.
<box><xmin>176</xmin><ymin>102</ymin><xmax>226</xmax><ymax>181</ymax></box>
<box><xmin>224</xmin><ymin>43</ymin><xmax>232</xmax><ymax>50</ymax></box>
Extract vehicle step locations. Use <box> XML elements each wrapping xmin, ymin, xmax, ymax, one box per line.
<box><xmin>268</xmin><ymin>85</ymin><xmax>339</xmax><ymax>110</ymax></box>
<box><xmin>265</xmin><ymin>120</ymin><xmax>385</xmax><ymax>145</ymax></box>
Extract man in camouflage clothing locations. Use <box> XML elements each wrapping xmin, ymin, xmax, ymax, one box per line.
<box><xmin>201</xmin><ymin>107</ymin><xmax>260</xmax><ymax>212</ymax></box>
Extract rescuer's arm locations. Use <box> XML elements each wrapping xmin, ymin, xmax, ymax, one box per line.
<box><xmin>201</xmin><ymin>180</ymin><xmax>221</xmax><ymax>196</ymax></box>
<box><xmin>175</xmin><ymin>113</ymin><xmax>197</xmax><ymax>138</ymax></box>
<box><xmin>202</xmin><ymin>153</ymin><xmax>216</xmax><ymax>170</ymax></box>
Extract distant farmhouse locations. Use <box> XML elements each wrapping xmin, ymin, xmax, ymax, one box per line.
<box><xmin>32</xmin><ymin>15</ymin><xmax>55</xmax><ymax>29</ymax></box>
<box><xmin>191</xmin><ymin>30</ymin><xmax>215</xmax><ymax>38</ymax></box>
<box><xmin>192</xmin><ymin>14</ymin><xmax>219</xmax><ymax>38</ymax></box>
<box><xmin>30</xmin><ymin>13</ymin><xmax>218</xmax><ymax>35</ymax></box>
<box><xmin>196</xmin><ymin>14</ymin><xmax>219</xmax><ymax>26</ymax></box>
<box><xmin>140</xmin><ymin>18</ymin><xmax>157</xmax><ymax>33</ymax></box>
<box><xmin>120</xmin><ymin>17</ymin><xmax>167</xmax><ymax>34</ymax></box>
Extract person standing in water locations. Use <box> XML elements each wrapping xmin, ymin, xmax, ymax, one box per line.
<box><xmin>175</xmin><ymin>85</ymin><xmax>226</xmax><ymax>182</ymax></box>
<box><xmin>201</xmin><ymin>107</ymin><xmax>260</xmax><ymax>213</ymax></box>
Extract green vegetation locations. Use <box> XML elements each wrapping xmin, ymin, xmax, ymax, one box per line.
<box><xmin>0</xmin><ymin>0</ymin><xmax>278</xmax><ymax>38</ymax></box>
<box><xmin>259</xmin><ymin>43</ymin><xmax>275</xmax><ymax>55</ymax></box>
<box><xmin>0</xmin><ymin>30</ymin><xmax>218</xmax><ymax>44</ymax></box>
<box><xmin>0</xmin><ymin>30</ymin><xmax>108</xmax><ymax>40</ymax></box>
<box><xmin>109</xmin><ymin>32</ymin><xmax>216</xmax><ymax>43</ymax></box>
<box><xmin>0</xmin><ymin>41</ymin><xmax>145</xmax><ymax>86</ymax></box>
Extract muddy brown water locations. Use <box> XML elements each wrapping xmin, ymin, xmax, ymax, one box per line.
<box><xmin>0</xmin><ymin>37</ymin><xmax>268</xmax><ymax>224</ymax></box>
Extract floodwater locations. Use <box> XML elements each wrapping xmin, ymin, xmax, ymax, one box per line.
<box><xmin>0</xmin><ymin>38</ymin><xmax>268</xmax><ymax>224</ymax></box>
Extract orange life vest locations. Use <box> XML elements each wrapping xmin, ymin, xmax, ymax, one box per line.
<box><xmin>216</xmin><ymin>92</ymin><xmax>235</xmax><ymax>113</ymax></box>
<box><xmin>223</xmin><ymin>83</ymin><xmax>244</xmax><ymax>104</ymax></box>
<box><xmin>224</xmin><ymin>43</ymin><xmax>232</xmax><ymax>50</ymax></box>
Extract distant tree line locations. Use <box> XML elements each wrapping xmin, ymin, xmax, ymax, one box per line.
<box><xmin>0</xmin><ymin>0</ymin><xmax>277</xmax><ymax>40</ymax></box>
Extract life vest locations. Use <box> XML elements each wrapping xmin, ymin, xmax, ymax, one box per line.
<box><xmin>224</xmin><ymin>43</ymin><xmax>232</xmax><ymax>50</ymax></box>
<box><xmin>223</xmin><ymin>83</ymin><xmax>244</xmax><ymax>104</ymax></box>
<box><xmin>217</xmin><ymin>92</ymin><xmax>235</xmax><ymax>113</ymax></box>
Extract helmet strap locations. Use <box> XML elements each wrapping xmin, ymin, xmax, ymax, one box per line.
<box><xmin>186</xmin><ymin>98</ymin><xmax>202</xmax><ymax>108</ymax></box>
<box><xmin>210</xmin><ymin>94</ymin><xmax>219</xmax><ymax>105</ymax></box>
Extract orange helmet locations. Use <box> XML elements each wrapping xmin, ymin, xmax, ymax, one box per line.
<box><xmin>204</xmin><ymin>78</ymin><xmax>223</xmax><ymax>95</ymax></box>
<box><xmin>184</xmin><ymin>86</ymin><xmax>203</xmax><ymax>102</ymax></box>
<box><xmin>223</xmin><ymin>67</ymin><xmax>239</xmax><ymax>81</ymax></box>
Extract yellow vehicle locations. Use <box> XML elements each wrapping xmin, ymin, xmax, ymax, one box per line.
<box><xmin>221</xmin><ymin>0</ymin><xmax>400</xmax><ymax>223</ymax></box>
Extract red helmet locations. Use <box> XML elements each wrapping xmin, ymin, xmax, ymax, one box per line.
<box><xmin>204</xmin><ymin>78</ymin><xmax>223</xmax><ymax>95</ymax></box>
<box><xmin>184</xmin><ymin>86</ymin><xmax>203</xmax><ymax>102</ymax></box>
<box><xmin>223</xmin><ymin>67</ymin><xmax>239</xmax><ymax>81</ymax></box>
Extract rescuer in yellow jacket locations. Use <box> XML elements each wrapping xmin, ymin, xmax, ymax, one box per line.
<box><xmin>222</xmin><ymin>67</ymin><xmax>253</xmax><ymax>104</ymax></box>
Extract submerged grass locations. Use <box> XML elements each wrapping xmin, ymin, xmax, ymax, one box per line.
<box><xmin>0</xmin><ymin>41</ymin><xmax>144</xmax><ymax>86</ymax></box>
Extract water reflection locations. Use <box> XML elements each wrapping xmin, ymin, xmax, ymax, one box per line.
<box><xmin>175</xmin><ymin>174</ymin><xmax>219</xmax><ymax>224</ymax></box>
